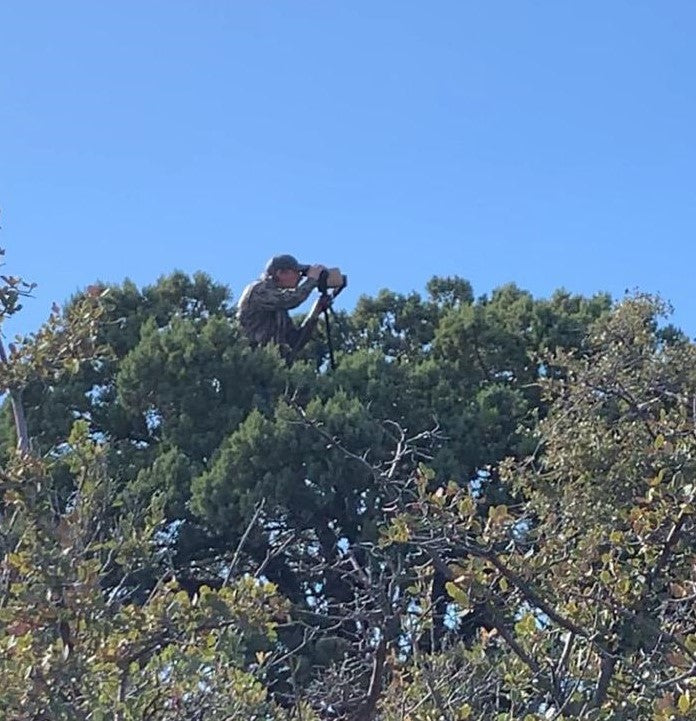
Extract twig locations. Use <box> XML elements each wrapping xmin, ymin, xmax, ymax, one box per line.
<box><xmin>352</xmin><ymin>635</ymin><xmax>387</xmax><ymax>721</ymax></box>
<box><xmin>223</xmin><ymin>498</ymin><xmax>265</xmax><ymax>587</ymax></box>
<box><xmin>255</xmin><ymin>530</ymin><xmax>296</xmax><ymax>579</ymax></box>
<box><xmin>289</xmin><ymin>403</ymin><xmax>378</xmax><ymax>479</ymax></box>
<box><xmin>554</xmin><ymin>632</ymin><xmax>575</xmax><ymax>688</ymax></box>
<box><xmin>0</xmin><ymin>337</ymin><xmax>30</xmax><ymax>453</ymax></box>
<box><xmin>591</xmin><ymin>655</ymin><xmax>616</xmax><ymax>708</ymax></box>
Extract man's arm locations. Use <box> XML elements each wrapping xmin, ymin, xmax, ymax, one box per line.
<box><xmin>250</xmin><ymin>277</ymin><xmax>319</xmax><ymax>311</ymax></box>
<box><xmin>287</xmin><ymin>295</ymin><xmax>333</xmax><ymax>355</ymax></box>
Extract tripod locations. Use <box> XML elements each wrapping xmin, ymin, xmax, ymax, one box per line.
<box><xmin>320</xmin><ymin>277</ymin><xmax>347</xmax><ymax>371</ymax></box>
<box><xmin>286</xmin><ymin>273</ymin><xmax>347</xmax><ymax>369</ymax></box>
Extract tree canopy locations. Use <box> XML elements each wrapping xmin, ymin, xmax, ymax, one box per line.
<box><xmin>1</xmin><ymin>261</ymin><xmax>693</xmax><ymax>720</ymax></box>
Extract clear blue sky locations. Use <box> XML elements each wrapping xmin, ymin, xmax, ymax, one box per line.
<box><xmin>2</xmin><ymin>1</ymin><xmax>695</xmax><ymax>339</ymax></box>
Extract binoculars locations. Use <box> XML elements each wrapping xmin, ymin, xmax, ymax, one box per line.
<box><xmin>299</xmin><ymin>265</ymin><xmax>347</xmax><ymax>294</ymax></box>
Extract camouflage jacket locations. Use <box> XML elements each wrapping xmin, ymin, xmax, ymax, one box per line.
<box><xmin>237</xmin><ymin>275</ymin><xmax>319</xmax><ymax>349</ymax></box>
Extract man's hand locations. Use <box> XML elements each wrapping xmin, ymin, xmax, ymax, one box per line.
<box><xmin>306</xmin><ymin>264</ymin><xmax>327</xmax><ymax>280</ymax></box>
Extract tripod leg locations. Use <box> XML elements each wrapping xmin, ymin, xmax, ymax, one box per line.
<box><xmin>324</xmin><ymin>308</ymin><xmax>336</xmax><ymax>370</ymax></box>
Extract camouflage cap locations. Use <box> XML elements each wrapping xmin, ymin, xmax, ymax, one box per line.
<box><xmin>264</xmin><ymin>254</ymin><xmax>308</xmax><ymax>275</ymax></box>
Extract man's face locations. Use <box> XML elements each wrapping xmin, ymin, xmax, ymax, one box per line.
<box><xmin>275</xmin><ymin>268</ymin><xmax>301</xmax><ymax>288</ymax></box>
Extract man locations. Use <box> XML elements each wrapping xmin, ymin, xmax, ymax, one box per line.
<box><xmin>237</xmin><ymin>254</ymin><xmax>331</xmax><ymax>358</ymax></box>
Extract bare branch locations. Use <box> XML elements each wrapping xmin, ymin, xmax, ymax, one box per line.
<box><xmin>223</xmin><ymin>497</ymin><xmax>266</xmax><ymax>587</ymax></box>
<box><xmin>0</xmin><ymin>337</ymin><xmax>30</xmax><ymax>453</ymax></box>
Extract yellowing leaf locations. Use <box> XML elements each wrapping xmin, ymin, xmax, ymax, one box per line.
<box><xmin>618</xmin><ymin>578</ymin><xmax>632</xmax><ymax>595</ymax></box>
<box><xmin>670</xmin><ymin>582</ymin><xmax>687</xmax><ymax>599</ymax></box>
<box><xmin>678</xmin><ymin>694</ymin><xmax>690</xmax><ymax>714</ymax></box>
<box><xmin>609</xmin><ymin>530</ymin><xmax>623</xmax><ymax>544</ymax></box>
<box><xmin>385</xmin><ymin>517</ymin><xmax>411</xmax><ymax>544</ymax></box>
<box><xmin>431</xmin><ymin>488</ymin><xmax>446</xmax><ymax>506</ymax></box>
<box><xmin>666</xmin><ymin>651</ymin><xmax>691</xmax><ymax>669</ymax></box>
<box><xmin>654</xmin><ymin>692</ymin><xmax>674</xmax><ymax>713</ymax></box>
<box><xmin>458</xmin><ymin>496</ymin><xmax>474</xmax><ymax>516</ymax></box>
<box><xmin>654</xmin><ymin>434</ymin><xmax>665</xmax><ymax>449</ymax></box>
<box><xmin>488</xmin><ymin>504</ymin><xmax>509</xmax><ymax>524</ymax></box>
<box><xmin>499</xmin><ymin>577</ymin><xmax>509</xmax><ymax>592</ymax></box>
<box><xmin>458</xmin><ymin>704</ymin><xmax>472</xmax><ymax>719</ymax></box>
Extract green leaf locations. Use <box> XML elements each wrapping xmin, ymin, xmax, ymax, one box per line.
<box><xmin>648</xmin><ymin>468</ymin><xmax>666</xmax><ymax>486</ymax></box>
<box><xmin>515</xmin><ymin>613</ymin><xmax>537</xmax><ymax>637</ymax></box>
<box><xmin>418</xmin><ymin>462</ymin><xmax>435</xmax><ymax>480</ymax></box>
<box><xmin>445</xmin><ymin>581</ymin><xmax>470</xmax><ymax>609</ymax></box>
